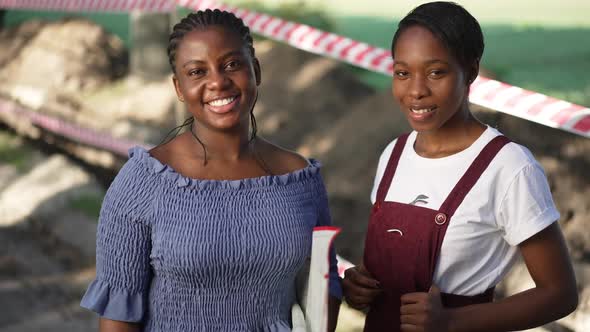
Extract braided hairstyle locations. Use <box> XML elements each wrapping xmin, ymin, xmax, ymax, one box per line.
<box><xmin>163</xmin><ymin>9</ymin><xmax>259</xmax><ymax>164</ymax></box>
<box><xmin>167</xmin><ymin>9</ymin><xmax>256</xmax><ymax>74</ymax></box>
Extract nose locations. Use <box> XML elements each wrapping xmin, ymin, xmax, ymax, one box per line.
<box><xmin>409</xmin><ymin>76</ymin><xmax>429</xmax><ymax>99</ymax></box>
<box><xmin>206</xmin><ymin>70</ymin><xmax>230</xmax><ymax>90</ymax></box>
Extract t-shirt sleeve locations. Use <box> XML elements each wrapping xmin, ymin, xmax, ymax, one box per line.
<box><xmin>314</xmin><ymin>174</ymin><xmax>343</xmax><ymax>300</ymax></box>
<box><xmin>497</xmin><ymin>162</ymin><xmax>560</xmax><ymax>246</ymax></box>
<box><xmin>370</xmin><ymin>139</ymin><xmax>397</xmax><ymax>204</ymax></box>
<box><xmin>80</xmin><ymin>158</ymin><xmax>156</xmax><ymax>322</ymax></box>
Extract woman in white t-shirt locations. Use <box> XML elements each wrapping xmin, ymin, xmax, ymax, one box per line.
<box><xmin>342</xmin><ymin>2</ymin><xmax>577</xmax><ymax>331</ymax></box>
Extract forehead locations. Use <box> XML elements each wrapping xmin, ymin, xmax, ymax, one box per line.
<box><xmin>176</xmin><ymin>25</ymin><xmax>247</xmax><ymax>59</ymax></box>
<box><xmin>393</xmin><ymin>25</ymin><xmax>452</xmax><ymax>62</ymax></box>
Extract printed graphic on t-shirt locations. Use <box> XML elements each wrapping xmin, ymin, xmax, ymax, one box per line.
<box><xmin>409</xmin><ymin>194</ymin><xmax>429</xmax><ymax>206</ymax></box>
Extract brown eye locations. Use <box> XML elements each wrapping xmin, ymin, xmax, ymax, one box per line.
<box><xmin>394</xmin><ymin>70</ymin><xmax>409</xmax><ymax>79</ymax></box>
<box><xmin>428</xmin><ymin>69</ymin><xmax>447</xmax><ymax>78</ymax></box>
<box><xmin>188</xmin><ymin>68</ymin><xmax>206</xmax><ymax>77</ymax></box>
<box><xmin>225</xmin><ymin>60</ymin><xmax>241</xmax><ymax>71</ymax></box>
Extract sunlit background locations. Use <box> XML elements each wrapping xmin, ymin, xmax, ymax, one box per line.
<box><xmin>0</xmin><ymin>1</ymin><xmax>588</xmax><ymax>331</ymax></box>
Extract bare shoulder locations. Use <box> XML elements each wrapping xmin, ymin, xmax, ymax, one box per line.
<box><xmin>148</xmin><ymin>132</ymin><xmax>193</xmax><ymax>167</ymax></box>
<box><xmin>255</xmin><ymin>138</ymin><xmax>310</xmax><ymax>175</ymax></box>
<box><xmin>149</xmin><ymin>139</ymin><xmax>175</xmax><ymax>165</ymax></box>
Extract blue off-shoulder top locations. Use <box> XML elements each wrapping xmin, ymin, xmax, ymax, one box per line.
<box><xmin>80</xmin><ymin>147</ymin><xmax>342</xmax><ymax>331</ymax></box>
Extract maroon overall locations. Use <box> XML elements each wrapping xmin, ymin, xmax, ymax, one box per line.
<box><xmin>363</xmin><ymin>134</ymin><xmax>510</xmax><ymax>331</ymax></box>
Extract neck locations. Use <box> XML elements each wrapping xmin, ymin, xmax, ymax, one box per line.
<box><xmin>189</xmin><ymin>121</ymin><xmax>253</xmax><ymax>162</ymax></box>
<box><xmin>414</xmin><ymin>107</ymin><xmax>485</xmax><ymax>158</ymax></box>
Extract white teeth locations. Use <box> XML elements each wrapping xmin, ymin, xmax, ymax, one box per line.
<box><xmin>411</xmin><ymin>108</ymin><xmax>433</xmax><ymax>114</ymax></box>
<box><xmin>208</xmin><ymin>96</ymin><xmax>236</xmax><ymax>107</ymax></box>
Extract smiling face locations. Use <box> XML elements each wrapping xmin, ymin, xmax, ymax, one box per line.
<box><xmin>173</xmin><ymin>25</ymin><xmax>260</xmax><ymax>134</ymax></box>
<box><xmin>392</xmin><ymin>25</ymin><xmax>470</xmax><ymax>133</ymax></box>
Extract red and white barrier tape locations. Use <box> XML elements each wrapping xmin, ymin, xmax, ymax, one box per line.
<box><xmin>179</xmin><ymin>0</ymin><xmax>396</xmax><ymax>75</ymax></box>
<box><xmin>0</xmin><ymin>0</ymin><xmax>175</xmax><ymax>12</ymax></box>
<box><xmin>469</xmin><ymin>76</ymin><xmax>590</xmax><ymax>135</ymax></box>
<box><xmin>1</xmin><ymin>0</ymin><xmax>589</xmax><ymax>137</ymax></box>
<box><xmin>0</xmin><ymin>99</ymin><xmax>149</xmax><ymax>156</ymax></box>
<box><xmin>179</xmin><ymin>0</ymin><xmax>590</xmax><ymax>138</ymax></box>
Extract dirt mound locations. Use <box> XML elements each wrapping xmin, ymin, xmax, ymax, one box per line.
<box><xmin>1</xmin><ymin>17</ymin><xmax>587</xmax><ymax>265</ymax></box>
<box><xmin>0</xmin><ymin>18</ymin><xmax>127</xmax><ymax>93</ymax></box>
<box><xmin>1</xmin><ymin>18</ymin><xmax>589</xmax><ymax>332</ymax></box>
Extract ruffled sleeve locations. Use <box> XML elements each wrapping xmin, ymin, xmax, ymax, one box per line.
<box><xmin>80</xmin><ymin>149</ymin><xmax>157</xmax><ymax>322</ymax></box>
<box><xmin>313</xmin><ymin>171</ymin><xmax>343</xmax><ymax>300</ymax></box>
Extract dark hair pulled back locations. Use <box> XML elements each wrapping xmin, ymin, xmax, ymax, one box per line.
<box><xmin>167</xmin><ymin>9</ymin><xmax>255</xmax><ymax>73</ymax></box>
<box><xmin>391</xmin><ymin>1</ymin><xmax>484</xmax><ymax>82</ymax></box>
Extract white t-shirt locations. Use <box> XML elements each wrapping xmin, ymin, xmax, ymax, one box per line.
<box><xmin>370</xmin><ymin>126</ymin><xmax>559</xmax><ymax>295</ymax></box>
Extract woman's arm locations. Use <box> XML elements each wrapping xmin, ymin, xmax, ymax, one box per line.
<box><xmin>400</xmin><ymin>222</ymin><xmax>578</xmax><ymax>332</ymax></box>
<box><xmin>447</xmin><ymin>222</ymin><xmax>577</xmax><ymax>331</ymax></box>
<box><xmin>80</xmin><ymin>158</ymin><xmax>155</xmax><ymax>327</ymax></box>
<box><xmin>99</xmin><ymin>318</ymin><xmax>141</xmax><ymax>332</ymax></box>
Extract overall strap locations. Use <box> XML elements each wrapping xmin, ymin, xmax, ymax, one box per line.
<box><xmin>376</xmin><ymin>134</ymin><xmax>410</xmax><ymax>203</ymax></box>
<box><xmin>439</xmin><ymin>135</ymin><xmax>511</xmax><ymax>218</ymax></box>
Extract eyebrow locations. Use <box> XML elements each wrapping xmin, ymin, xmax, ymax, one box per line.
<box><xmin>219</xmin><ymin>50</ymin><xmax>246</xmax><ymax>60</ymax></box>
<box><xmin>181</xmin><ymin>50</ymin><xmax>246</xmax><ymax>68</ymax></box>
<box><xmin>394</xmin><ymin>59</ymin><xmax>450</xmax><ymax>66</ymax></box>
<box><xmin>182</xmin><ymin>59</ymin><xmax>204</xmax><ymax>68</ymax></box>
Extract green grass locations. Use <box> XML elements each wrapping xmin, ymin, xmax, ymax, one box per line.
<box><xmin>69</xmin><ymin>193</ymin><xmax>103</xmax><ymax>219</ymax></box>
<box><xmin>176</xmin><ymin>0</ymin><xmax>334</xmax><ymax>32</ymax></box>
<box><xmin>0</xmin><ymin>130</ymin><xmax>35</xmax><ymax>172</ymax></box>
<box><xmin>481</xmin><ymin>25</ymin><xmax>590</xmax><ymax>106</ymax></box>
<box><xmin>213</xmin><ymin>1</ymin><xmax>590</xmax><ymax>107</ymax></box>
<box><xmin>4</xmin><ymin>2</ymin><xmax>589</xmax><ymax>107</ymax></box>
<box><xmin>236</xmin><ymin>0</ymin><xmax>590</xmax><ymax>28</ymax></box>
<box><xmin>328</xmin><ymin>16</ymin><xmax>590</xmax><ymax>107</ymax></box>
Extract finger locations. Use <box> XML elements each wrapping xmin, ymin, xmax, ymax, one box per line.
<box><xmin>400</xmin><ymin>302</ymin><xmax>429</xmax><ymax>315</ymax></box>
<box><xmin>400</xmin><ymin>313</ymin><xmax>426</xmax><ymax>326</ymax></box>
<box><xmin>344</xmin><ymin>267</ymin><xmax>380</xmax><ymax>289</ymax></box>
<box><xmin>400</xmin><ymin>291</ymin><xmax>429</xmax><ymax>304</ymax></box>
<box><xmin>356</xmin><ymin>263</ymin><xmax>372</xmax><ymax>276</ymax></box>
<box><xmin>345</xmin><ymin>289</ymin><xmax>382</xmax><ymax>307</ymax></box>
<box><xmin>428</xmin><ymin>284</ymin><xmax>443</xmax><ymax>307</ymax></box>
<box><xmin>345</xmin><ymin>266</ymin><xmax>380</xmax><ymax>288</ymax></box>
<box><xmin>342</xmin><ymin>278</ymin><xmax>382</xmax><ymax>300</ymax></box>
<box><xmin>428</xmin><ymin>284</ymin><xmax>441</xmax><ymax>295</ymax></box>
<box><xmin>343</xmin><ymin>284</ymin><xmax>382</xmax><ymax>299</ymax></box>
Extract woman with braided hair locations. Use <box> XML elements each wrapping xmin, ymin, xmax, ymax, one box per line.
<box><xmin>81</xmin><ymin>9</ymin><xmax>341</xmax><ymax>332</ymax></box>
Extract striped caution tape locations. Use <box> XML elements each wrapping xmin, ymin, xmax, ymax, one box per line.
<box><xmin>1</xmin><ymin>0</ymin><xmax>589</xmax><ymax>137</ymax></box>
<box><xmin>178</xmin><ymin>0</ymin><xmax>590</xmax><ymax>138</ymax></box>
<box><xmin>0</xmin><ymin>0</ymin><xmax>175</xmax><ymax>12</ymax></box>
<box><xmin>0</xmin><ymin>99</ymin><xmax>148</xmax><ymax>156</ymax></box>
<box><xmin>1</xmin><ymin>0</ymin><xmax>587</xmax><ymax>281</ymax></box>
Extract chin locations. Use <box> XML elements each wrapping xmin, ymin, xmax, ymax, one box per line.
<box><xmin>408</xmin><ymin>122</ymin><xmax>440</xmax><ymax>133</ymax></box>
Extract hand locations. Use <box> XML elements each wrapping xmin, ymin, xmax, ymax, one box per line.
<box><xmin>342</xmin><ymin>264</ymin><xmax>382</xmax><ymax>310</ymax></box>
<box><xmin>400</xmin><ymin>285</ymin><xmax>450</xmax><ymax>332</ymax></box>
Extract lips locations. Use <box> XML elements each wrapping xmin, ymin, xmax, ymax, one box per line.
<box><xmin>205</xmin><ymin>95</ymin><xmax>239</xmax><ymax>114</ymax></box>
<box><xmin>410</xmin><ymin>104</ymin><xmax>436</xmax><ymax>113</ymax></box>
<box><xmin>408</xmin><ymin>105</ymin><xmax>437</xmax><ymax>121</ymax></box>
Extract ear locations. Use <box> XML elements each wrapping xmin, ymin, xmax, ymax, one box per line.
<box><xmin>172</xmin><ymin>75</ymin><xmax>184</xmax><ymax>102</ymax></box>
<box><xmin>253</xmin><ymin>57</ymin><xmax>261</xmax><ymax>86</ymax></box>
